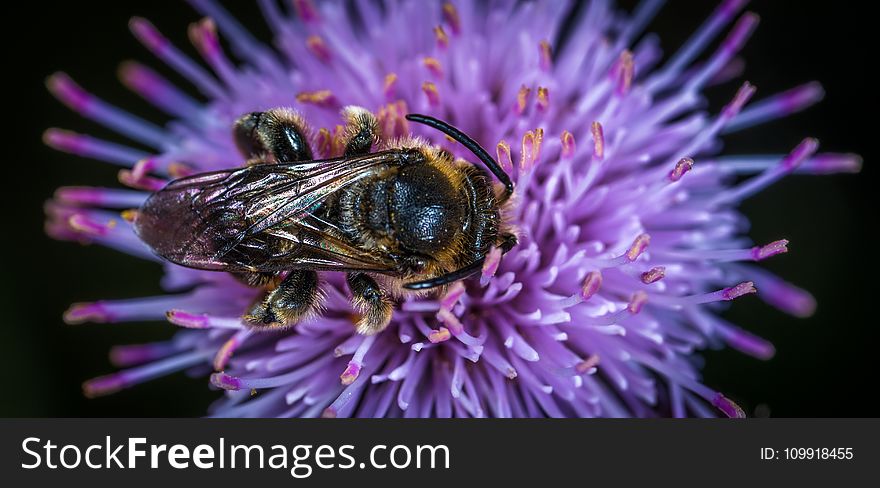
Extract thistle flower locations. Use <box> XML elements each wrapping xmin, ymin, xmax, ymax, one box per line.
<box><xmin>45</xmin><ymin>0</ymin><xmax>860</xmax><ymax>418</ymax></box>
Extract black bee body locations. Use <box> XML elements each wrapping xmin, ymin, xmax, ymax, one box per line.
<box><xmin>134</xmin><ymin>107</ymin><xmax>516</xmax><ymax>334</ymax></box>
<box><xmin>331</xmin><ymin>152</ymin><xmax>501</xmax><ymax>278</ymax></box>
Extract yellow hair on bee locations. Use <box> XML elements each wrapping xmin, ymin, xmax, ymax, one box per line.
<box><xmin>340</xmin><ymin>105</ymin><xmax>380</xmax><ymax>150</ymax></box>
<box><xmin>264</xmin><ymin>107</ymin><xmax>314</xmax><ymax>141</ymax></box>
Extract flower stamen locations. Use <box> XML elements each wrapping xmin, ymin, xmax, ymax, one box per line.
<box><xmin>560</xmin><ymin>130</ymin><xmax>577</xmax><ymax>159</ymax></box>
<box><xmin>306</xmin><ymin>35</ymin><xmax>332</xmax><ymax>63</ymax></box>
<box><xmin>421</xmin><ymin>81</ymin><xmax>440</xmax><ymax>107</ymax></box>
<box><xmin>591</xmin><ymin>121</ymin><xmax>605</xmax><ymax>161</ymax></box>
<box><xmin>295</xmin><ymin>90</ymin><xmax>338</xmax><ymax>109</ymax></box>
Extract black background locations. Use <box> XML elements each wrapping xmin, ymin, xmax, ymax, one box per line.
<box><xmin>0</xmin><ymin>1</ymin><xmax>874</xmax><ymax>417</ymax></box>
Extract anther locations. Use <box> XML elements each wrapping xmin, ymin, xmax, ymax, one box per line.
<box><xmin>640</xmin><ymin>266</ymin><xmax>666</xmax><ymax>284</ymax></box>
<box><xmin>64</xmin><ymin>302</ymin><xmax>111</xmax><ymax>324</ymax></box>
<box><xmin>520</xmin><ymin>129</ymin><xmax>544</xmax><ymax>170</ymax></box>
<box><xmin>188</xmin><ymin>18</ymin><xmax>219</xmax><ymax>59</ymax></box>
<box><xmin>428</xmin><ymin>327</ymin><xmax>452</xmax><ymax>343</ymax></box>
<box><xmin>669</xmin><ymin>157</ymin><xmax>694</xmax><ymax>182</ymax></box>
<box><xmin>383</xmin><ymin>73</ymin><xmax>398</xmax><ymax>101</ymax></box>
<box><xmin>442</xmin><ymin>3</ymin><xmax>461</xmax><ymax>35</ymax></box>
<box><xmin>722</xmin><ymin>281</ymin><xmax>757</xmax><ymax>300</ymax></box>
<box><xmin>615</xmin><ymin>50</ymin><xmax>634</xmax><ymax>95</ymax></box>
<box><xmin>515</xmin><ymin>85</ymin><xmax>531</xmax><ymax>115</ymax></box>
<box><xmin>539</xmin><ymin>40</ymin><xmax>553</xmax><ymax>71</ymax></box>
<box><xmin>433</xmin><ymin>25</ymin><xmax>449</xmax><ymax>50</ymax></box>
<box><xmin>561</xmin><ymin>130</ymin><xmax>576</xmax><ymax>158</ymax></box>
<box><xmin>591</xmin><ymin>121</ymin><xmax>605</xmax><ymax>161</ymax></box>
<box><xmin>120</xmin><ymin>209</ymin><xmax>138</xmax><ymax>223</ymax></box>
<box><xmin>306</xmin><ymin>35</ymin><xmax>332</xmax><ymax>63</ymax></box>
<box><xmin>422</xmin><ymin>81</ymin><xmax>440</xmax><ymax>107</ymax></box>
<box><xmin>422</xmin><ymin>57</ymin><xmax>444</xmax><ymax>79</ymax></box>
<box><xmin>751</xmin><ymin>239</ymin><xmax>789</xmax><ymax>261</ymax></box>
<box><xmin>536</xmin><ymin>86</ymin><xmax>550</xmax><ymax>112</ymax></box>
<box><xmin>496</xmin><ymin>140</ymin><xmax>513</xmax><ymax>174</ymax></box>
<box><xmin>580</xmin><ymin>271</ymin><xmax>603</xmax><ymax>300</ymax></box>
<box><xmin>166</xmin><ymin>309</ymin><xmax>210</xmax><ymax>329</ymax></box>
<box><xmin>628</xmin><ymin>291</ymin><xmax>648</xmax><ymax>314</ymax></box>
<box><xmin>626</xmin><ymin>233</ymin><xmax>651</xmax><ymax>261</ymax></box>
<box><xmin>295</xmin><ymin>90</ymin><xmax>338</xmax><ymax>109</ymax></box>
<box><xmin>339</xmin><ymin>361</ymin><xmax>362</xmax><ymax>385</ymax></box>
<box><xmin>723</xmin><ymin>81</ymin><xmax>756</xmax><ymax>117</ymax></box>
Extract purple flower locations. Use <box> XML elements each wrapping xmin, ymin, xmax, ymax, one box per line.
<box><xmin>45</xmin><ymin>0</ymin><xmax>859</xmax><ymax>417</ymax></box>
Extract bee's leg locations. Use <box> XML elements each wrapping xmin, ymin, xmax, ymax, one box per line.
<box><xmin>341</xmin><ymin>106</ymin><xmax>380</xmax><ymax>156</ymax></box>
<box><xmin>244</xmin><ymin>270</ymin><xmax>321</xmax><ymax>328</ymax></box>
<box><xmin>233</xmin><ymin>108</ymin><xmax>314</xmax><ymax>163</ymax></box>
<box><xmin>346</xmin><ymin>272</ymin><xmax>393</xmax><ymax>334</ymax></box>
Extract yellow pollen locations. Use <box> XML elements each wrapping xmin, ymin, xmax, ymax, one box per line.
<box><xmin>120</xmin><ymin>209</ymin><xmax>138</xmax><ymax>223</ymax></box>
<box><xmin>591</xmin><ymin>121</ymin><xmax>604</xmax><ymax>160</ymax></box>
<box><xmin>520</xmin><ymin>128</ymin><xmax>543</xmax><ymax>170</ymax></box>
<box><xmin>377</xmin><ymin>100</ymin><xmax>410</xmax><ymax>138</ymax></box>
<box><xmin>669</xmin><ymin>157</ymin><xmax>695</xmax><ymax>181</ymax></box>
<box><xmin>383</xmin><ymin>73</ymin><xmax>398</xmax><ymax>100</ymax></box>
<box><xmin>626</xmin><ymin>233</ymin><xmax>650</xmax><ymax>261</ymax></box>
<box><xmin>616</xmin><ymin>50</ymin><xmax>634</xmax><ymax>95</ymax></box>
<box><xmin>628</xmin><ymin>291</ymin><xmax>648</xmax><ymax>314</ymax></box>
<box><xmin>539</xmin><ymin>40</ymin><xmax>553</xmax><ymax>71</ymax></box>
<box><xmin>433</xmin><ymin>25</ymin><xmax>449</xmax><ymax>49</ymax></box>
<box><xmin>429</xmin><ymin>327</ymin><xmax>452</xmax><ymax>343</ymax></box>
<box><xmin>561</xmin><ymin>130</ymin><xmax>576</xmax><ymax>158</ymax></box>
<box><xmin>422</xmin><ymin>81</ymin><xmax>440</xmax><ymax>106</ymax></box>
<box><xmin>496</xmin><ymin>140</ymin><xmax>512</xmax><ymax>172</ymax></box>
<box><xmin>167</xmin><ymin>162</ymin><xmax>192</xmax><ymax>178</ymax></box>
<box><xmin>534</xmin><ymin>128</ymin><xmax>544</xmax><ymax>158</ymax></box>
<box><xmin>536</xmin><ymin>86</ymin><xmax>550</xmax><ymax>111</ymax></box>
<box><xmin>442</xmin><ymin>3</ymin><xmax>461</xmax><ymax>34</ymax></box>
<box><xmin>422</xmin><ymin>57</ymin><xmax>444</xmax><ymax>78</ymax></box>
<box><xmin>641</xmin><ymin>266</ymin><xmax>666</xmax><ymax>284</ymax></box>
<box><xmin>306</xmin><ymin>35</ymin><xmax>331</xmax><ymax>63</ymax></box>
<box><xmin>296</xmin><ymin>90</ymin><xmax>336</xmax><ymax>108</ymax></box>
<box><xmin>515</xmin><ymin>85</ymin><xmax>531</xmax><ymax>115</ymax></box>
<box><xmin>213</xmin><ymin>337</ymin><xmax>237</xmax><ymax>371</ymax></box>
<box><xmin>580</xmin><ymin>270</ymin><xmax>603</xmax><ymax>300</ymax></box>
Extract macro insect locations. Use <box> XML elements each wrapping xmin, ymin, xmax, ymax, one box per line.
<box><xmin>134</xmin><ymin>107</ymin><xmax>517</xmax><ymax>334</ymax></box>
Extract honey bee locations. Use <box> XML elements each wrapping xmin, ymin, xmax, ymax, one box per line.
<box><xmin>134</xmin><ymin>107</ymin><xmax>517</xmax><ymax>334</ymax></box>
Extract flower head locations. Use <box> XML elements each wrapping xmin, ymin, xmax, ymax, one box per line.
<box><xmin>46</xmin><ymin>0</ymin><xmax>859</xmax><ymax>417</ymax></box>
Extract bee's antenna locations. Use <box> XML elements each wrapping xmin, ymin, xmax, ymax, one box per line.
<box><xmin>405</xmin><ymin>113</ymin><xmax>514</xmax><ymax>198</ymax></box>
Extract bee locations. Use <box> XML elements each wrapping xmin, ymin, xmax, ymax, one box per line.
<box><xmin>134</xmin><ymin>107</ymin><xmax>517</xmax><ymax>334</ymax></box>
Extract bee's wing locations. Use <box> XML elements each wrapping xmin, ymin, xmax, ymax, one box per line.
<box><xmin>134</xmin><ymin>152</ymin><xmax>402</xmax><ymax>273</ymax></box>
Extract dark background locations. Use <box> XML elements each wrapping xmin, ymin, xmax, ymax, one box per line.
<box><xmin>1</xmin><ymin>1</ymin><xmax>874</xmax><ymax>417</ymax></box>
